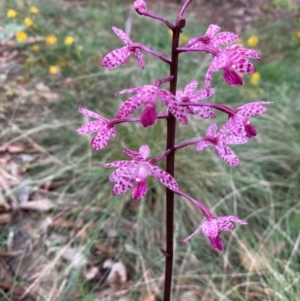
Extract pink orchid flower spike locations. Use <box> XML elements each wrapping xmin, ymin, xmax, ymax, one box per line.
<box><xmin>227</xmin><ymin>101</ymin><xmax>272</xmax><ymax>138</ymax></box>
<box><xmin>101</xmin><ymin>26</ymin><xmax>144</xmax><ymax>69</ymax></box>
<box><xmin>176</xmin><ymin>81</ymin><xmax>216</xmax><ymax>119</ymax></box>
<box><xmin>187</xmin><ymin>24</ymin><xmax>238</xmax><ymax>50</ymax></box>
<box><xmin>181</xmin><ymin>215</ymin><xmax>247</xmax><ymax>251</ymax></box>
<box><xmin>116</xmin><ymin>85</ymin><xmax>188</xmax><ymax>127</ymax></box>
<box><xmin>196</xmin><ymin>123</ymin><xmax>248</xmax><ymax>167</ymax></box>
<box><xmin>205</xmin><ymin>44</ymin><xmax>260</xmax><ymax>88</ymax></box>
<box><xmin>77</xmin><ymin>106</ymin><xmax>117</xmax><ymax>150</ymax></box>
<box><xmin>103</xmin><ymin>145</ymin><xmax>180</xmax><ymax>200</ymax></box>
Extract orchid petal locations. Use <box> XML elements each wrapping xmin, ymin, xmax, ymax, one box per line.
<box><xmin>158</xmin><ymin>89</ymin><xmax>175</xmax><ymax>104</ymax></box>
<box><xmin>223</xmin><ymin>69</ymin><xmax>244</xmax><ymax>86</ymax></box>
<box><xmin>111</xmin><ymin>127</ymin><xmax>117</xmax><ymax>137</ymax></box>
<box><xmin>225</xmin><ymin>135</ymin><xmax>248</xmax><ymax>144</ymax></box>
<box><xmin>205</xmin><ymin>66</ymin><xmax>213</xmax><ymax>89</ymax></box>
<box><xmin>116</xmin><ymin>95</ymin><xmax>144</xmax><ymax>118</ymax></box>
<box><xmin>190</xmin><ymin>106</ymin><xmax>215</xmax><ymax>119</ymax></box>
<box><xmin>101</xmin><ymin>46</ymin><xmax>131</xmax><ymax>69</ymax></box>
<box><xmin>112</xmin><ymin>176</ymin><xmax>136</xmax><ymax>195</ymax></box>
<box><xmin>139</xmin><ymin>145</ymin><xmax>150</xmax><ymax>160</ymax></box>
<box><xmin>218</xmin><ymin>123</ymin><xmax>230</xmax><ymax>138</ymax></box>
<box><xmin>205</xmin><ymin>24</ymin><xmax>220</xmax><ymax>37</ymax></box>
<box><xmin>195</xmin><ymin>141</ymin><xmax>212</xmax><ymax>152</ymax></box>
<box><xmin>132</xmin><ymin>180</ymin><xmax>148</xmax><ymax>200</ymax></box>
<box><xmin>91</xmin><ymin>130</ymin><xmax>111</xmax><ymax>150</ymax></box>
<box><xmin>112</xmin><ymin>26</ymin><xmax>132</xmax><ymax>44</ymax></box>
<box><xmin>115</xmin><ymin>86</ymin><xmax>144</xmax><ymax>95</ymax></box>
<box><xmin>77</xmin><ymin>120</ymin><xmax>104</xmax><ymax>135</ymax></box>
<box><xmin>108</xmin><ymin>165</ymin><xmax>137</xmax><ymax>182</ymax></box>
<box><xmin>176</xmin><ymin>90</ymin><xmax>184</xmax><ymax>100</ymax></box>
<box><xmin>180</xmin><ymin>226</ymin><xmax>202</xmax><ymax>243</ymax></box>
<box><xmin>216</xmin><ymin>216</ymin><xmax>247</xmax><ymax>231</ymax></box>
<box><xmin>227</xmin><ymin>115</ymin><xmax>246</xmax><ymax>137</ymax></box>
<box><xmin>242</xmin><ymin>49</ymin><xmax>261</xmax><ymax>60</ymax></box>
<box><xmin>213</xmin><ymin>32</ymin><xmax>238</xmax><ymax>45</ymax></box>
<box><xmin>103</xmin><ymin>161</ymin><xmax>135</xmax><ymax>169</ymax></box>
<box><xmin>140</xmin><ymin>106</ymin><xmax>157</xmax><ymax>127</ymax></box>
<box><xmin>147</xmin><ymin>164</ymin><xmax>180</xmax><ymax>192</ymax></box>
<box><xmin>208</xmin><ymin>236</ymin><xmax>224</xmax><ymax>251</ymax></box>
<box><xmin>236</xmin><ymin>101</ymin><xmax>271</xmax><ymax>117</ymax></box>
<box><xmin>123</xmin><ymin>148</ymin><xmax>144</xmax><ymax>161</ymax></box>
<box><xmin>184</xmin><ymin>80</ymin><xmax>198</xmax><ymax>97</ymax></box>
<box><xmin>202</xmin><ymin>219</ymin><xmax>219</xmax><ymax>237</ymax></box>
<box><xmin>186</xmin><ymin>36</ymin><xmax>199</xmax><ymax>47</ymax></box>
<box><xmin>134</xmin><ymin>49</ymin><xmax>145</xmax><ymax>69</ymax></box>
<box><xmin>216</xmin><ymin>145</ymin><xmax>240</xmax><ymax>167</ymax></box>
<box><xmin>167</xmin><ymin>102</ymin><xmax>188</xmax><ymax>124</ymax></box>
<box><xmin>234</xmin><ymin>58</ymin><xmax>256</xmax><ymax>74</ymax></box>
<box><xmin>206</xmin><ymin>124</ymin><xmax>217</xmax><ymax>136</ymax></box>
<box><xmin>79</xmin><ymin>106</ymin><xmax>106</xmax><ymax>120</ymax></box>
<box><xmin>245</xmin><ymin>123</ymin><xmax>257</xmax><ymax>138</ymax></box>
<box><xmin>211</xmin><ymin>53</ymin><xmax>227</xmax><ymax>71</ymax></box>
<box><xmin>191</xmin><ymin>88</ymin><xmax>215</xmax><ymax>101</ymax></box>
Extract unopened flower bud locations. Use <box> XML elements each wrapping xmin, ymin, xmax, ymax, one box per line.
<box><xmin>134</xmin><ymin>0</ymin><xmax>147</xmax><ymax>13</ymax></box>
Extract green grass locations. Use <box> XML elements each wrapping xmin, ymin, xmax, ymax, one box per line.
<box><xmin>1</xmin><ymin>1</ymin><xmax>300</xmax><ymax>300</ymax></box>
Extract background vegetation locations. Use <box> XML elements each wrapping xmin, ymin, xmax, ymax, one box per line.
<box><xmin>0</xmin><ymin>0</ymin><xmax>299</xmax><ymax>300</ymax></box>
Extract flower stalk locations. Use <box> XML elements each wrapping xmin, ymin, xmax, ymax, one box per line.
<box><xmin>131</xmin><ymin>43</ymin><xmax>171</xmax><ymax>64</ymax></box>
<box><xmin>163</xmin><ymin>16</ymin><xmax>186</xmax><ymax>301</ymax></box>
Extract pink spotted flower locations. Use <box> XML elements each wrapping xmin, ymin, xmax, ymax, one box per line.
<box><xmin>77</xmin><ymin>106</ymin><xmax>117</xmax><ymax>150</ymax></box>
<box><xmin>101</xmin><ymin>26</ymin><xmax>144</xmax><ymax>69</ymax></box>
<box><xmin>176</xmin><ymin>80</ymin><xmax>216</xmax><ymax>119</ymax></box>
<box><xmin>227</xmin><ymin>101</ymin><xmax>272</xmax><ymax>138</ymax></box>
<box><xmin>116</xmin><ymin>85</ymin><xmax>188</xmax><ymax>127</ymax></box>
<box><xmin>205</xmin><ymin>44</ymin><xmax>260</xmax><ymax>88</ymax></box>
<box><xmin>196</xmin><ymin>123</ymin><xmax>248</xmax><ymax>167</ymax></box>
<box><xmin>187</xmin><ymin>24</ymin><xmax>238</xmax><ymax>50</ymax></box>
<box><xmin>103</xmin><ymin>145</ymin><xmax>180</xmax><ymax>200</ymax></box>
<box><xmin>181</xmin><ymin>214</ymin><xmax>247</xmax><ymax>251</ymax></box>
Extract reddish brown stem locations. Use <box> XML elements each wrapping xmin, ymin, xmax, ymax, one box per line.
<box><xmin>163</xmin><ymin>17</ymin><xmax>186</xmax><ymax>301</ymax></box>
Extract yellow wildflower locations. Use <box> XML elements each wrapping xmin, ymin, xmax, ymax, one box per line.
<box><xmin>77</xmin><ymin>45</ymin><xmax>83</xmax><ymax>52</ymax></box>
<box><xmin>168</xmin><ymin>29</ymin><xmax>189</xmax><ymax>46</ymax></box>
<box><xmin>32</xmin><ymin>45</ymin><xmax>41</xmax><ymax>52</ymax></box>
<box><xmin>16</xmin><ymin>31</ymin><xmax>27</xmax><ymax>43</ymax></box>
<box><xmin>292</xmin><ymin>32</ymin><xmax>300</xmax><ymax>41</ymax></box>
<box><xmin>24</xmin><ymin>17</ymin><xmax>34</xmax><ymax>27</ymax></box>
<box><xmin>49</xmin><ymin>65</ymin><xmax>60</xmax><ymax>75</ymax></box>
<box><xmin>30</xmin><ymin>6</ymin><xmax>38</xmax><ymax>14</ymax></box>
<box><xmin>247</xmin><ymin>35</ymin><xmax>259</xmax><ymax>47</ymax></box>
<box><xmin>250</xmin><ymin>72</ymin><xmax>260</xmax><ymax>85</ymax></box>
<box><xmin>7</xmin><ymin>9</ymin><xmax>17</xmax><ymax>18</ymax></box>
<box><xmin>45</xmin><ymin>35</ymin><xmax>57</xmax><ymax>46</ymax></box>
<box><xmin>27</xmin><ymin>57</ymin><xmax>35</xmax><ymax>64</ymax></box>
<box><xmin>179</xmin><ymin>33</ymin><xmax>189</xmax><ymax>46</ymax></box>
<box><xmin>64</xmin><ymin>36</ymin><xmax>74</xmax><ymax>46</ymax></box>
